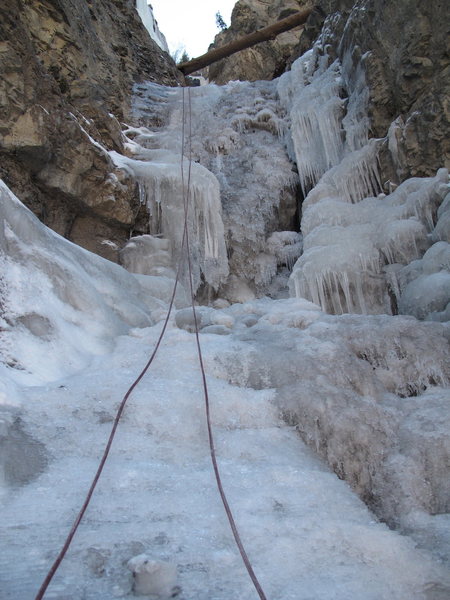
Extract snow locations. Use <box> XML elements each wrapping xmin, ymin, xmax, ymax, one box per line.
<box><xmin>135</xmin><ymin>0</ymin><xmax>169</xmax><ymax>53</ymax></box>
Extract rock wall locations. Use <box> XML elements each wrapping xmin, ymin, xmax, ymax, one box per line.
<box><xmin>209</xmin><ymin>0</ymin><xmax>314</xmax><ymax>84</ymax></box>
<box><xmin>209</xmin><ymin>0</ymin><xmax>449</xmax><ymax>181</ymax></box>
<box><xmin>318</xmin><ymin>0</ymin><xmax>449</xmax><ymax>180</ymax></box>
<box><xmin>0</xmin><ymin>0</ymin><xmax>181</xmax><ymax>260</ymax></box>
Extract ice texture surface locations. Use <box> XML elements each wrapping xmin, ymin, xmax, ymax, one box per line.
<box><xmin>1</xmin><ymin>182</ymin><xmax>449</xmax><ymax>598</ymax></box>
<box><xmin>0</xmin><ymin>181</ymin><xmax>174</xmax><ymax>384</ymax></box>
<box><xmin>277</xmin><ymin>32</ymin><xmax>449</xmax><ymax>318</ymax></box>
<box><xmin>1</xmin><ymin>16</ymin><xmax>450</xmax><ymax>599</ymax></box>
<box><xmin>131</xmin><ymin>80</ymin><xmax>299</xmax><ymax>299</ymax></box>
<box><xmin>290</xmin><ymin>172</ymin><xmax>449</xmax><ymax>315</ymax></box>
<box><xmin>278</xmin><ymin>40</ymin><xmax>450</xmax><ymax>316</ymax></box>
<box><xmin>110</xmin><ymin>147</ymin><xmax>229</xmax><ymax>294</ymax></box>
<box><xmin>1</xmin><ymin>302</ymin><xmax>449</xmax><ymax>599</ymax></box>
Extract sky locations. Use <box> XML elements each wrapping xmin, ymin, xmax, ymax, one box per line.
<box><xmin>149</xmin><ymin>0</ymin><xmax>237</xmax><ymax>59</ymax></box>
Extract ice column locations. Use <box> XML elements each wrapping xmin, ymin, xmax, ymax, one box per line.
<box><xmin>278</xmin><ymin>53</ymin><xmax>346</xmax><ymax>195</ymax></box>
<box><xmin>110</xmin><ymin>149</ymin><xmax>229</xmax><ymax>294</ymax></box>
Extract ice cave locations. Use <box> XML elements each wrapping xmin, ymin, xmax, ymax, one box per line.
<box><xmin>0</xmin><ymin>1</ymin><xmax>449</xmax><ymax>599</ymax></box>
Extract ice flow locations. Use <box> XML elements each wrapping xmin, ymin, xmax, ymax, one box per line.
<box><xmin>1</xmin><ymin>22</ymin><xmax>450</xmax><ymax>600</ymax></box>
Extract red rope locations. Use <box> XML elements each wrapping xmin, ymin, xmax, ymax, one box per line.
<box><xmin>181</xmin><ymin>87</ymin><xmax>267</xmax><ymax>600</ymax></box>
<box><xmin>35</xmin><ymin>84</ymin><xmax>267</xmax><ymax>600</ymax></box>
<box><xmin>33</xmin><ymin>93</ymin><xmax>192</xmax><ymax>600</ymax></box>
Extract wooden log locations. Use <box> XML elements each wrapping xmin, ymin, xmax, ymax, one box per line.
<box><xmin>178</xmin><ymin>6</ymin><xmax>315</xmax><ymax>76</ymax></box>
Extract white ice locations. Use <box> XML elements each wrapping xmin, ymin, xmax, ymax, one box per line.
<box><xmin>290</xmin><ymin>169</ymin><xmax>449</xmax><ymax>315</ymax></box>
<box><xmin>1</xmin><ymin>183</ymin><xmax>450</xmax><ymax>599</ymax></box>
<box><xmin>1</xmin><ymin>12</ymin><xmax>450</xmax><ymax>598</ymax></box>
<box><xmin>1</xmin><ymin>304</ymin><xmax>449</xmax><ymax>598</ymax></box>
<box><xmin>0</xmin><ymin>181</ymin><xmax>182</xmax><ymax>384</ymax></box>
<box><xmin>130</xmin><ymin>80</ymin><xmax>299</xmax><ymax>298</ymax></box>
<box><xmin>110</xmin><ymin>147</ymin><xmax>229</xmax><ymax>294</ymax></box>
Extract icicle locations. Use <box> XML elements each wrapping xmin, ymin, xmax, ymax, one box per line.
<box><xmin>281</xmin><ymin>59</ymin><xmax>345</xmax><ymax>195</ymax></box>
<box><xmin>340</xmin><ymin>48</ymin><xmax>371</xmax><ymax>152</ymax></box>
<box><xmin>291</xmin><ymin>171</ymin><xmax>449</xmax><ymax>315</ymax></box>
<box><xmin>109</xmin><ymin>150</ymin><xmax>229</xmax><ymax>293</ymax></box>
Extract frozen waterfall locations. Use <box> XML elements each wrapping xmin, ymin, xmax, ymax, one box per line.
<box><xmin>117</xmin><ymin>34</ymin><xmax>450</xmax><ymax>318</ymax></box>
<box><xmin>129</xmin><ymin>79</ymin><xmax>300</xmax><ymax>302</ymax></box>
<box><xmin>1</xmin><ymin>10</ymin><xmax>450</xmax><ymax>600</ymax></box>
<box><xmin>277</xmin><ymin>18</ymin><xmax>450</xmax><ymax>318</ymax></box>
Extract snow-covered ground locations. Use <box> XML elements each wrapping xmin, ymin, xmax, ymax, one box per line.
<box><xmin>1</xmin><ymin>184</ymin><xmax>449</xmax><ymax>598</ymax></box>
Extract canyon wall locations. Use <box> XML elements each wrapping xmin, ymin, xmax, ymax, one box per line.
<box><xmin>0</xmin><ymin>0</ymin><xmax>181</xmax><ymax>260</ymax></box>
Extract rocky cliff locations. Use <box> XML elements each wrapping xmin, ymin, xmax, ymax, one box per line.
<box><xmin>209</xmin><ymin>0</ymin><xmax>449</xmax><ymax>182</ymax></box>
<box><xmin>0</xmin><ymin>0</ymin><xmax>181</xmax><ymax>260</ymax></box>
<box><xmin>209</xmin><ymin>0</ymin><xmax>315</xmax><ymax>83</ymax></box>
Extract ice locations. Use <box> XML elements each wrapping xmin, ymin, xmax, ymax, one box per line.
<box><xmin>384</xmin><ymin>183</ymin><xmax>450</xmax><ymax>320</ymax></box>
<box><xmin>278</xmin><ymin>44</ymin><xmax>380</xmax><ymax>203</ymax></box>
<box><xmin>130</xmin><ymin>80</ymin><xmax>299</xmax><ymax>298</ymax></box>
<box><xmin>211</xmin><ymin>300</ymin><xmax>450</xmax><ymax>533</ymax></box>
<box><xmin>275</xmin><ymin>29</ymin><xmax>445</xmax><ymax>316</ymax></box>
<box><xmin>1</xmin><ymin>181</ymin><xmax>449</xmax><ymax>598</ymax></box>
<box><xmin>302</xmin><ymin>139</ymin><xmax>382</xmax><ymax>207</ymax></box>
<box><xmin>119</xmin><ymin>234</ymin><xmax>175</xmax><ymax>278</ymax></box>
<box><xmin>432</xmin><ymin>191</ymin><xmax>450</xmax><ymax>243</ymax></box>
<box><xmin>1</xmin><ymin>310</ymin><xmax>449</xmax><ymax>598</ymax></box>
<box><xmin>278</xmin><ymin>55</ymin><xmax>345</xmax><ymax>195</ymax></box>
<box><xmin>392</xmin><ymin>242</ymin><xmax>450</xmax><ymax>321</ymax></box>
<box><xmin>110</xmin><ymin>148</ymin><xmax>229</xmax><ymax>294</ymax></box>
<box><xmin>1</xmin><ymin>22</ymin><xmax>450</xmax><ymax>600</ymax></box>
<box><xmin>127</xmin><ymin>554</ymin><xmax>179</xmax><ymax>598</ymax></box>
<box><xmin>280</xmin><ymin>36</ymin><xmax>448</xmax><ymax>318</ymax></box>
<box><xmin>340</xmin><ymin>48</ymin><xmax>371</xmax><ymax>152</ymax></box>
<box><xmin>290</xmin><ymin>170</ymin><xmax>449</xmax><ymax>314</ymax></box>
<box><xmin>266</xmin><ymin>231</ymin><xmax>303</xmax><ymax>270</ymax></box>
<box><xmin>0</xmin><ymin>181</ymin><xmax>175</xmax><ymax>384</ymax></box>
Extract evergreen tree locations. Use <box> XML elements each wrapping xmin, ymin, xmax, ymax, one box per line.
<box><xmin>215</xmin><ymin>11</ymin><xmax>227</xmax><ymax>31</ymax></box>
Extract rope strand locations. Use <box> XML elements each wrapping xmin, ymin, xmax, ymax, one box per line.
<box><xmin>35</xmin><ymin>84</ymin><xmax>267</xmax><ymax>600</ymax></box>
<box><xmin>182</xmin><ymin>87</ymin><xmax>267</xmax><ymax>600</ymax></box>
<box><xmin>34</xmin><ymin>90</ymin><xmax>193</xmax><ymax>600</ymax></box>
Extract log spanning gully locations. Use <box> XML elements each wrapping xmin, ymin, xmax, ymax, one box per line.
<box><xmin>178</xmin><ymin>6</ymin><xmax>319</xmax><ymax>76</ymax></box>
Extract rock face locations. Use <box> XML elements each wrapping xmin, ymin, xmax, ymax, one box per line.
<box><xmin>317</xmin><ymin>0</ymin><xmax>450</xmax><ymax>180</ymax></box>
<box><xmin>209</xmin><ymin>0</ymin><xmax>449</xmax><ymax>181</ymax></box>
<box><xmin>209</xmin><ymin>0</ymin><xmax>314</xmax><ymax>84</ymax></box>
<box><xmin>0</xmin><ymin>0</ymin><xmax>181</xmax><ymax>260</ymax></box>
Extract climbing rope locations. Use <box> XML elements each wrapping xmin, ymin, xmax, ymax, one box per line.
<box><xmin>34</xmin><ymin>85</ymin><xmax>267</xmax><ymax>600</ymax></box>
<box><xmin>34</xmin><ymin>101</ymin><xmax>190</xmax><ymax>600</ymax></box>
<box><xmin>181</xmin><ymin>86</ymin><xmax>267</xmax><ymax>600</ymax></box>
